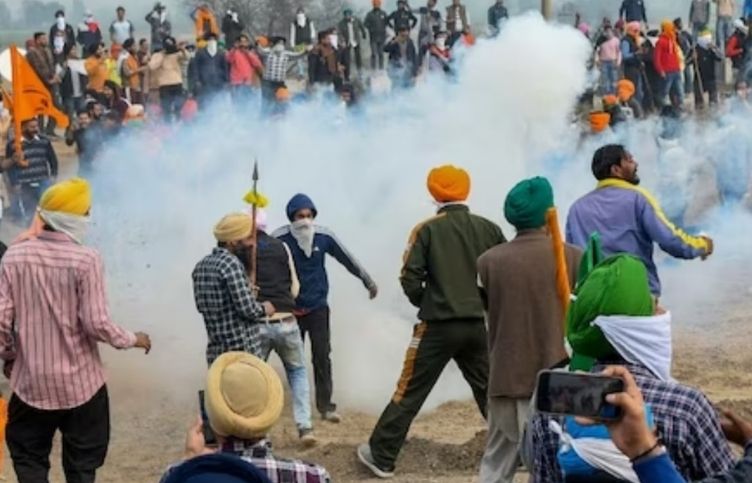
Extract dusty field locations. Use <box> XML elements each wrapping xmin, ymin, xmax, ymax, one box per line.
<box><xmin>0</xmin><ymin>145</ymin><xmax>750</xmax><ymax>482</ymax></box>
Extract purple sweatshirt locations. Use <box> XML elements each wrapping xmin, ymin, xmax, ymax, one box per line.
<box><xmin>565</xmin><ymin>179</ymin><xmax>709</xmax><ymax>296</ymax></box>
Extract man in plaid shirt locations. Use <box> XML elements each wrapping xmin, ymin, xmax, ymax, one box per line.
<box><xmin>192</xmin><ymin>213</ymin><xmax>274</xmax><ymax>365</ymax></box>
<box><xmin>257</xmin><ymin>36</ymin><xmax>309</xmax><ymax>104</ymax></box>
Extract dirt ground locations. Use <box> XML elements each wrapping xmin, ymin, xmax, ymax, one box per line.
<box><xmin>0</xmin><ymin>146</ymin><xmax>750</xmax><ymax>482</ymax></box>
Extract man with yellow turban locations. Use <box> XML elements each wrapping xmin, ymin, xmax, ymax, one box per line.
<box><xmin>192</xmin><ymin>212</ymin><xmax>275</xmax><ymax>365</ymax></box>
<box><xmin>477</xmin><ymin>177</ymin><xmax>581</xmax><ymax>483</ymax></box>
<box><xmin>358</xmin><ymin>165</ymin><xmax>506</xmax><ymax>478</ymax></box>
<box><xmin>0</xmin><ymin>178</ymin><xmax>152</xmax><ymax>483</ymax></box>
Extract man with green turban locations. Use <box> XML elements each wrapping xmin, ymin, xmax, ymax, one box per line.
<box><xmin>478</xmin><ymin>176</ymin><xmax>581</xmax><ymax>483</ymax></box>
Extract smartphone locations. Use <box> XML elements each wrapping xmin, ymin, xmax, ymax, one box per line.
<box><xmin>198</xmin><ymin>390</ymin><xmax>218</xmax><ymax>446</ymax></box>
<box><xmin>535</xmin><ymin>370</ymin><xmax>624</xmax><ymax>421</ymax></box>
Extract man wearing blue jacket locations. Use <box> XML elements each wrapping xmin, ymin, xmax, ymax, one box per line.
<box><xmin>273</xmin><ymin>194</ymin><xmax>378</xmax><ymax>423</ymax></box>
<box><xmin>566</xmin><ymin>144</ymin><xmax>714</xmax><ymax>298</ymax></box>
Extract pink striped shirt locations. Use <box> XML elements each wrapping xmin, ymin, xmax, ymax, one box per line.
<box><xmin>0</xmin><ymin>231</ymin><xmax>136</xmax><ymax>410</ymax></box>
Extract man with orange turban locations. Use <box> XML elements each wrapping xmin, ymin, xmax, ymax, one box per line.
<box><xmin>358</xmin><ymin>165</ymin><xmax>506</xmax><ymax>479</ymax></box>
<box><xmin>654</xmin><ymin>20</ymin><xmax>684</xmax><ymax>107</ymax></box>
<box><xmin>621</xmin><ymin>21</ymin><xmax>645</xmax><ymax>105</ymax></box>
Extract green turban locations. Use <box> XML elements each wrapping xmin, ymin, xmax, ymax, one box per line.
<box><xmin>566</xmin><ymin>254</ymin><xmax>654</xmax><ymax>364</ymax></box>
<box><xmin>504</xmin><ymin>177</ymin><xmax>554</xmax><ymax>230</ymax></box>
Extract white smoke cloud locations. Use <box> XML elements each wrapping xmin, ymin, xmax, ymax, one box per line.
<box><xmin>85</xmin><ymin>11</ymin><xmax>752</xmax><ymax>417</ymax></box>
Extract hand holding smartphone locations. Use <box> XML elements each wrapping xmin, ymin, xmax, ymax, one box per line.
<box><xmin>198</xmin><ymin>390</ymin><xmax>218</xmax><ymax>446</ymax></box>
<box><xmin>535</xmin><ymin>370</ymin><xmax>624</xmax><ymax>422</ymax></box>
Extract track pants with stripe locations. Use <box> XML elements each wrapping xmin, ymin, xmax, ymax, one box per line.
<box><xmin>368</xmin><ymin>319</ymin><xmax>489</xmax><ymax>470</ymax></box>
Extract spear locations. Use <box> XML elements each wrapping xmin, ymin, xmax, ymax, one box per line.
<box><xmin>249</xmin><ymin>159</ymin><xmax>259</xmax><ymax>292</ymax></box>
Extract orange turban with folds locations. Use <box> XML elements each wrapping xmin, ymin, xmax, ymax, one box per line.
<box><xmin>427</xmin><ymin>165</ymin><xmax>471</xmax><ymax>202</ymax></box>
<box><xmin>589</xmin><ymin>111</ymin><xmax>611</xmax><ymax>133</ymax></box>
<box><xmin>602</xmin><ymin>95</ymin><xmax>618</xmax><ymax>108</ymax></box>
<box><xmin>617</xmin><ymin>79</ymin><xmax>635</xmax><ymax>102</ymax></box>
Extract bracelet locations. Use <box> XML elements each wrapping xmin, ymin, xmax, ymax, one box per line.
<box><xmin>629</xmin><ymin>439</ymin><xmax>663</xmax><ymax>464</ymax></box>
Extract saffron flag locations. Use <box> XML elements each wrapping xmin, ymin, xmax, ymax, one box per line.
<box><xmin>10</xmin><ymin>44</ymin><xmax>69</xmax><ymax>129</ymax></box>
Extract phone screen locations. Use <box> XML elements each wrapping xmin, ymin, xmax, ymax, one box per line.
<box><xmin>198</xmin><ymin>390</ymin><xmax>218</xmax><ymax>446</ymax></box>
<box><xmin>536</xmin><ymin>371</ymin><xmax>624</xmax><ymax>421</ymax></box>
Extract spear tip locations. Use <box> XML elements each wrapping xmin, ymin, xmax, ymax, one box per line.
<box><xmin>252</xmin><ymin>159</ymin><xmax>259</xmax><ymax>182</ymax></box>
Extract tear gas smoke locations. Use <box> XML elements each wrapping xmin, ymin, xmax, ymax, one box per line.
<box><xmin>85</xmin><ymin>13</ymin><xmax>750</xmax><ymax>415</ymax></box>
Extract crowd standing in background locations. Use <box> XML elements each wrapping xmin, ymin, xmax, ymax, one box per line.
<box><xmin>1</xmin><ymin>1</ymin><xmax>752</xmax><ymax>483</ymax></box>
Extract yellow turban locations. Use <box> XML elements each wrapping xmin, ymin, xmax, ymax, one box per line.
<box><xmin>213</xmin><ymin>212</ymin><xmax>253</xmax><ymax>242</ymax></box>
<box><xmin>205</xmin><ymin>352</ymin><xmax>284</xmax><ymax>440</ymax></box>
<box><xmin>39</xmin><ymin>178</ymin><xmax>91</xmax><ymax>216</ymax></box>
<box><xmin>427</xmin><ymin>165</ymin><xmax>471</xmax><ymax>202</ymax></box>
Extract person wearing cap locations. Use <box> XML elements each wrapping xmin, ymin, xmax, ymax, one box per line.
<box><xmin>358</xmin><ymin>165</ymin><xmax>505</xmax><ymax>479</ymax></box>
<box><xmin>160</xmin><ymin>352</ymin><xmax>331</xmax><ymax>482</ymax></box>
<box><xmin>2</xmin><ymin>118</ymin><xmax>59</xmax><ymax>224</ymax></box>
<box><xmin>725</xmin><ymin>20</ymin><xmax>749</xmax><ymax>81</ymax></box>
<box><xmin>337</xmin><ymin>9</ymin><xmax>368</xmax><ymax>80</ymax></box>
<box><xmin>193</xmin><ymin>213</ymin><xmax>275</xmax><ymax>365</ymax></box>
<box><xmin>477</xmin><ymin>177</ymin><xmax>581</xmax><ymax>483</ymax></box>
<box><xmin>565</xmin><ymin>144</ymin><xmax>713</xmax><ymax>298</ymax></box>
<box><xmin>251</xmin><ymin>208</ymin><xmax>317</xmax><ymax>446</ymax></box>
<box><xmin>0</xmin><ymin>178</ymin><xmax>151</xmax><ymax>483</ymax></box>
<box><xmin>529</xmin><ymin>254</ymin><xmax>734</xmax><ymax>482</ymax></box>
<box><xmin>272</xmin><ymin>194</ymin><xmax>377</xmax><ymax>424</ymax></box>
<box><xmin>365</xmin><ymin>0</ymin><xmax>389</xmax><ymax>69</ymax></box>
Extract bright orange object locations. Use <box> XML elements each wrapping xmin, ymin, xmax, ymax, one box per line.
<box><xmin>546</xmin><ymin>207</ymin><xmax>571</xmax><ymax>324</ymax></box>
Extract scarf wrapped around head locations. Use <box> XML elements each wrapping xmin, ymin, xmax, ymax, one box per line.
<box><xmin>32</xmin><ymin>178</ymin><xmax>93</xmax><ymax>244</ymax></box>
<box><xmin>427</xmin><ymin>165</ymin><xmax>471</xmax><ymax>203</ymax></box>
<box><xmin>566</xmin><ymin>254</ymin><xmax>654</xmax><ymax>364</ymax></box>
<box><xmin>504</xmin><ymin>176</ymin><xmax>554</xmax><ymax>230</ymax></box>
<box><xmin>617</xmin><ymin>79</ymin><xmax>635</xmax><ymax>102</ymax></box>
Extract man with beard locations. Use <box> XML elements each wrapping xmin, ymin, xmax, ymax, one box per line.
<box><xmin>193</xmin><ymin>213</ymin><xmax>276</xmax><ymax>365</ymax></box>
<box><xmin>565</xmin><ymin>144</ymin><xmax>714</xmax><ymax>298</ymax></box>
<box><xmin>273</xmin><ymin>194</ymin><xmax>378</xmax><ymax>424</ymax></box>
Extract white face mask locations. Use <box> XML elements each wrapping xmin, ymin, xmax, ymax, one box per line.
<box><xmin>56</xmin><ymin>17</ymin><xmax>66</xmax><ymax>29</ymax></box>
<box><xmin>291</xmin><ymin>218</ymin><xmax>315</xmax><ymax>257</ymax></box>
<box><xmin>329</xmin><ymin>34</ymin><xmax>338</xmax><ymax>49</ymax></box>
<box><xmin>296</xmin><ymin>13</ymin><xmax>306</xmax><ymax>26</ymax></box>
<box><xmin>436</xmin><ymin>38</ymin><xmax>446</xmax><ymax>49</ymax></box>
<box><xmin>273</xmin><ymin>43</ymin><xmax>285</xmax><ymax>52</ymax></box>
<box><xmin>207</xmin><ymin>39</ymin><xmax>218</xmax><ymax>55</ymax></box>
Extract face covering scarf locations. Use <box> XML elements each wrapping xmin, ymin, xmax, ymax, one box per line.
<box><xmin>207</xmin><ymin>40</ymin><xmax>218</xmax><ymax>56</ymax></box>
<box><xmin>291</xmin><ymin>219</ymin><xmax>315</xmax><ymax>257</ymax></box>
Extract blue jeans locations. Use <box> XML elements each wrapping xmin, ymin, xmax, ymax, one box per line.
<box><xmin>660</xmin><ymin>72</ymin><xmax>684</xmax><ymax>107</ymax></box>
<box><xmin>258</xmin><ymin>319</ymin><xmax>312</xmax><ymax>431</ymax></box>
<box><xmin>717</xmin><ymin>16</ymin><xmax>734</xmax><ymax>48</ymax></box>
<box><xmin>600</xmin><ymin>61</ymin><xmax>618</xmax><ymax>95</ymax></box>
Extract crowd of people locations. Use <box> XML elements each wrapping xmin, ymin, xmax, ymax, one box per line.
<box><xmin>1</xmin><ymin>1</ymin><xmax>752</xmax><ymax>483</ymax></box>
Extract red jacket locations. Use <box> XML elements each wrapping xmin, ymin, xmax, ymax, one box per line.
<box><xmin>653</xmin><ymin>35</ymin><xmax>681</xmax><ymax>75</ymax></box>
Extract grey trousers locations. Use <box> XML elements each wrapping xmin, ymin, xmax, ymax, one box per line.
<box><xmin>479</xmin><ymin>397</ymin><xmax>530</xmax><ymax>483</ymax></box>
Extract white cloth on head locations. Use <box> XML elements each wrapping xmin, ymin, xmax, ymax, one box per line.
<box><xmin>551</xmin><ymin>421</ymin><xmax>639</xmax><ymax>483</ymax></box>
<box><xmin>592</xmin><ymin>312</ymin><xmax>672</xmax><ymax>382</ymax></box>
<box><xmin>38</xmin><ymin>210</ymin><xmax>90</xmax><ymax>245</ymax></box>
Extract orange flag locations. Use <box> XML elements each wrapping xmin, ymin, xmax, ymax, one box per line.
<box><xmin>546</xmin><ymin>207</ymin><xmax>571</xmax><ymax>324</ymax></box>
<box><xmin>9</xmin><ymin>44</ymin><xmax>69</xmax><ymax>165</ymax></box>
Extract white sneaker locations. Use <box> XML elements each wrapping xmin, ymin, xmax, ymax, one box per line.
<box><xmin>357</xmin><ymin>443</ymin><xmax>394</xmax><ymax>479</ymax></box>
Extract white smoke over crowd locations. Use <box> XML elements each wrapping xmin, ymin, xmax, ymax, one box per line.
<box><xmin>85</xmin><ymin>13</ymin><xmax>750</xmax><ymax>414</ymax></box>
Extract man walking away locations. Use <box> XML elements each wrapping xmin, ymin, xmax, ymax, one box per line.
<box><xmin>365</xmin><ymin>0</ymin><xmax>389</xmax><ymax>70</ymax></box>
<box><xmin>358</xmin><ymin>165</ymin><xmax>505</xmax><ymax>479</ymax></box>
<box><xmin>254</xmin><ymin>209</ymin><xmax>317</xmax><ymax>447</ymax></box>
<box><xmin>110</xmin><ymin>6</ymin><xmax>134</xmax><ymax>45</ymax></box>
<box><xmin>715</xmin><ymin>0</ymin><xmax>738</xmax><ymax>46</ymax></box>
<box><xmin>689</xmin><ymin>0</ymin><xmax>711</xmax><ymax>37</ymax></box>
<box><xmin>566</xmin><ymin>144</ymin><xmax>713</xmax><ymax>298</ymax></box>
<box><xmin>193</xmin><ymin>212</ymin><xmax>275</xmax><ymax>365</ymax></box>
<box><xmin>488</xmin><ymin>0</ymin><xmax>509</xmax><ymax>37</ymax></box>
<box><xmin>0</xmin><ymin>178</ymin><xmax>151</xmax><ymax>483</ymax></box>
<box><xmin>338</xmin><ymin>9</ymin><xmax>368</xmax><ymax>80</ymax></box>
<box><xmin>273</xmin><ymin>193</ymin><xmax>378</xmax><ymax>424</ymax></box>
<box><xmin>619</xmin><ymin>0</ymin><xmax>647</xmax><ymax>24</ymax></box>
<box><xmin>3</xmin><ymin>118</ymin><xmax>58</xmax><ymax>224</ymax></box>
<box><xmin>478</xmin><ymin>177</ymin><xmax>581</xmax><ymax>483</ymax></box>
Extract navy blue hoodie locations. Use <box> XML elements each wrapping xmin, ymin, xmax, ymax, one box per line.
<box><xmin>272</xmin><ymin>194</ymin><xmax>375</xmax><ymax>311</ymax></box>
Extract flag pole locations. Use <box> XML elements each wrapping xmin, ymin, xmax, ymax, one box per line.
<box><xmin>249</xmin><ymin>159</ymin><xmax>259</xmax><ymax>293</ymax></box>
